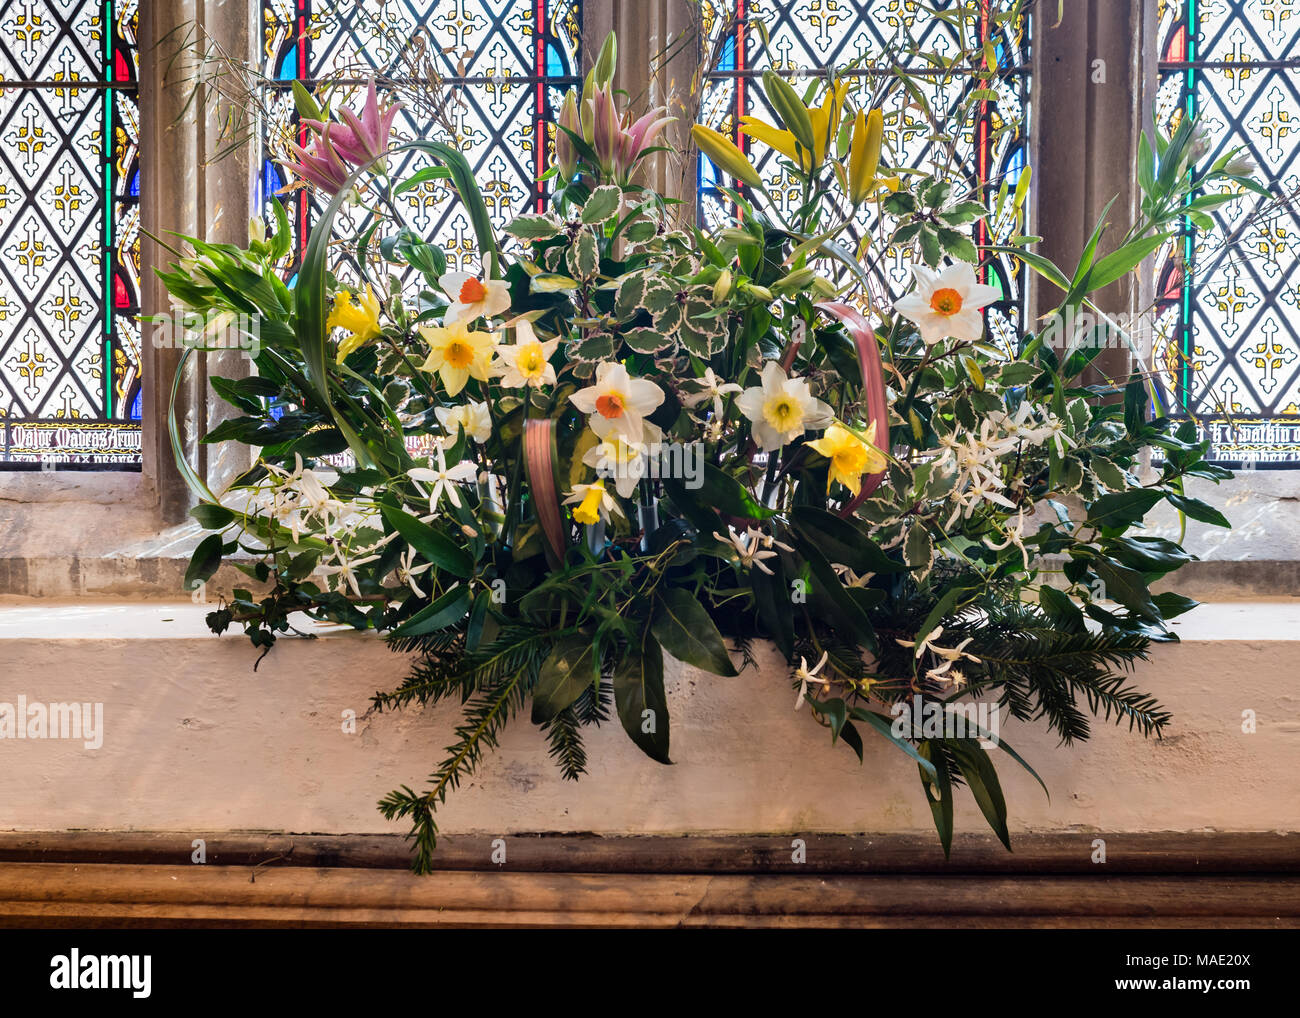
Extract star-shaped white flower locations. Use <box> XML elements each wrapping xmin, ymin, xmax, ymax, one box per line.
<box><xmin>408</xmin><ymin>444</ymin><xmax>478</xmax><ymax>511</ymax></box>
<box><xmin>393</xmin><ymin>544</ymin><xmax>433</xmax><ymax>596</ymax></box>
<box><xmin>714</xmin><ymin>526</ymin><xmax>782</xmax><ymax>575</ymax></box>
<box><xmin>793</xmin><ymin>651</ymin><xmax>830</xmax><ymax>711</ymax></box>
<box><xmin>319</xmin><ymin>549</ymin><xmax>380</xmax><ymax>598</ymax></box>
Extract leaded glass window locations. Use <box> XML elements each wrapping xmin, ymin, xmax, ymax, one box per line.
<box><xmin>696</xmin><ymin>0</ymin><xmax>1030</xmax><ymax>353</ymax></box>
<box><xmin>258</xmin><ymin>0</ymin><xmax>581</xmax><ymax>284</ymax></box>
<box><xmin>1157</xmin><ymin>0</ymin><xmax>1300</xmax><ymax>465</ymax></box>
<box><xmin>0</xmin><ymin>0</ymin><xmax>141</xmax><ymax>469</ymax></box>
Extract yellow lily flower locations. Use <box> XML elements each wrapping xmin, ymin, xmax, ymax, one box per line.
<box><xmin>809</xmin><ymin>78</ymin><xmax>850</xmax><ymax>164</ymax></box>
<box><xmin>739</xmin><ymin>115</ymin><xmax>811</xmax><ymax>172</ymax></box>
<box><xmin>846</xmin><ymin>107</ymin><xmax>901</xmax><ymax>205</ymax></box>
<box><xmin>740</xmin><ymin>78</ymin><xmax>850</xmax><ymax>172</ymax></box>
<box><xmin>328</xmin><ymin>286</ymin><xmax>383</xmax><ymax>362</ymax></box>
<box><xmin>808</xmin><ymin>421</ymin><xmax>887</xmax><ymax>496</ymax></box>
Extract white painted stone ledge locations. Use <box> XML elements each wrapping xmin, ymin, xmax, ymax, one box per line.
<box><xmin>0</xmin><ymin>601</ymin><xmax>1296</xmax><ymax>840</ymax></box>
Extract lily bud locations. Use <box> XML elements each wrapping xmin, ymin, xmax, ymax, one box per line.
<box><xmin>810</xmin><ymin>275</ymin><xmax>838</xmax><ymax>298</ymax></box>
<box><xmin>591</xmin><ymin>84</ymin><xmax>620</xmax><ymax>175</ymax></box>
<box><xmin>593</xmin><ymin>33</ymin><xmax>618</xmax><ymax>87</ymax></box>
<box><xmin>556</xmin><ymin>88</ymin><xmax>580</xmax><ymax>181</ymax></box>
<box><xmin>691</xmin><ymin>124</ymin><xmax>763</xmax><ymax>189</ymax></box>
<box><xmin>713</xmin><ymin>268</ymin><xmax>733</xmax><ymax>303</ymax></box>
<box><xmin>774</xmin><ymin>267</ymin><xmax>816</xmax><ymax>293</ymax></box>
<box><xmin>848</xmin><ymin>108</ymin><xmax>883</xmax><ymax>205</ymax></box>
<box><xmin>740</xmin><ymin>282</ymin><xmax>773</xmax><ymax>302</ymax></box>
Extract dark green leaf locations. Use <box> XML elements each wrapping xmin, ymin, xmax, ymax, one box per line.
<box><xmin>190</xmin><ymin>503</ymin><xmax>235</xmax><ymax>529</ymax></box>
<box><xmin>531</xmin><ymin>632</ymin><xmax>599</xmax><ymax>724</ymax></box>
<box><xmin>1167</xmin><ymin>493</ymin><xmax>1231</xmax><ymax>529</ymax></box>
<box><xmin>614</xmin><ymin>635</ymin><xmax>671</xmax><ymax>763</ymax></box>
<box><xmin>650</xmin><ymin>588</ymin><xmax>737</xmax><ymax>676</ymax></box>
<box><xmin>380</xmin><ymin>505</ymin><xmax>474</xmax><ymax>577</ymax></box>
<box><xmin>388</xmin><ymin>584</ymin><xmax>472</xmax><ymax>639</ymax></box>
<box><xmin>184</xmin><ymin>534</ymin><xmax>223</xmax><ymax>592</ymax></box>
<box><xmin>949</xmin><ymin>739</ymin><xmax>1011</xmax><ymax>850</ymax></box>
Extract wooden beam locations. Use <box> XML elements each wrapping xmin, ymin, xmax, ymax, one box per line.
<box><xmin>1</xmin><ymin>833</ymin><xmax>1296</xmax><ymax>928</ymax></box>
<box><xmin>1</xmin><ymin>831</ymin><xmax>1297</xmax><ymax>873</ymax></box>
<box><xmin>0</xmin><ymin>862</ymin><xmax>1296</xmax><ymax>929</ymax></box>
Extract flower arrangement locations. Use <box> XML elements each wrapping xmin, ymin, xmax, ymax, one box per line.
<box><xmin>160</xmin><ymin>32</ymin><xmax>1258</xmax><ymax>872</ymax></box>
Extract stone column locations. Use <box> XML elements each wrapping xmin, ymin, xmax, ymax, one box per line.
<box><xmin>1030</xmin><ymin>0</ymin><xmax>1158</xmax><ymax>386</ymax></box>
<box><xmin>140</xmin><ymin>0</ymin><xmax>254</xmax><ymax>523</ymax></box>
<box><xmin>140</xmin><ymin>0</ymin><xmax>201</xmax><ymax>522</ymax></box>
<box><xmin>584</xmin><ymin>0</ymin><xmax>699</xmax><ymax>207</ymax></box>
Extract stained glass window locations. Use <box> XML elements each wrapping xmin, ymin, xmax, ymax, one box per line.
<box><xmin>697</xmin><ymin>0</ymin><xmax>1031</xmax><ymax>353</ymax></box>
<box><xmin>0</xmin><ymin>0</ymin><xmax>141</xmax><ymax>469</ymax></box>
<box><xmin>258</xmin><ymin>0</ymin><xmax>581</xmax><ymax>284</ymax></box>
<box><xmin>1156</xmin><ymin>0</ymin><xmax>1300</xmax><ymax>465</ymax></box>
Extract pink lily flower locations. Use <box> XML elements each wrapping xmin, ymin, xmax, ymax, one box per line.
<box><xmin>304</xmin><ymin>78</ymin><xmax>403</xmax><ymax>168</ymax></box>
<box><xmin>614</xmin><ymin>108</ymin><xmax>674</xmax><ymax>184</ymax></box>
<box><xmin>589</xmin><ymin>83</ymin><xmax>621</xmax><ymax>175</ymax></box>
<box><xmin>282</xmin><ymin>125</ymin><xmax>350</xmax><ymax>196</ymax></box>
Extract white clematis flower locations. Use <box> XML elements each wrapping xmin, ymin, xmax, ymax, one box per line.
<box><xmin>408</xmin><ymin>444</ymin><xmax>478</xmax><ymax>511</ymax></box>
<box><xmin>793</xmin><ymin>651</ymin><xmax>830</xmax><ymax>711</ymax></box>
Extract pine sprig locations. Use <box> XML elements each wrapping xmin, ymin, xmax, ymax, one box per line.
<box><xmin>944</xmin><ymin>604</ymin><xmax>1168</xmax><ymax>743</ymax></box>
<box><xmin>376</xmin><ymin>625</ymin><xmax>559</xmax><ymax>873</ymax></box>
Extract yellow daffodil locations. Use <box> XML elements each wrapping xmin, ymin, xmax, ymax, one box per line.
<box><xmin>494</xmin><ymin>320</ymin><xmax>560</xmax><ymax>389</ymax></box>
<box><xmin>418</xmin><ymin>321</ymin><xmax>496</xmax><ymax>397</ymax></box>
<box><xmin>328</xmin><ymin>286</ymin><xmax>383</xmax><ymax>362</ymax></box>
<box><xmin>564</xmin><ymin>478</ymin><xmax>620</xmax><ymax>526</ymax></box>
<box><xmin>808</xmin><ymin>422</ymin><xmax>887</xmax><ymax>496</ymax></box>
<box><xmin>847</xmin><ymin>107</ymin><xmax>900</xmax><ymax>205</ymax></box>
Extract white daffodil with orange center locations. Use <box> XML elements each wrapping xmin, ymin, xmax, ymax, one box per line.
<box><xmin>569</xmin><ymin>361</ymin><xmax>665</xmax><ymax>443</ymax></box>
<box><xmin>893</xmin><ymin>260</ymin><xmax>1002</xmax><ymax>346</ymax></box>
<box><xmin>418</xmin><ymin>320</ymin><xmax>496</xmax><ymax>397</ymax></box>
<box><xmin>440</xmin><ymin>270</ymin><xmax>511</xmax><ymax>325</ymax></box>
<box><xmin>736</xmin><ymin>360</ymin><xmax>833</xmax><ymax>451</ymax></box>
<box><xmin>808</xmin><ymin>421</ymin><xmax>887</xmax><ymax>496</ymax></box>
<box><xmin>494</xmin><ymin>320</ymin><xmax>560</xmax><ymax>389</ymax></box>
